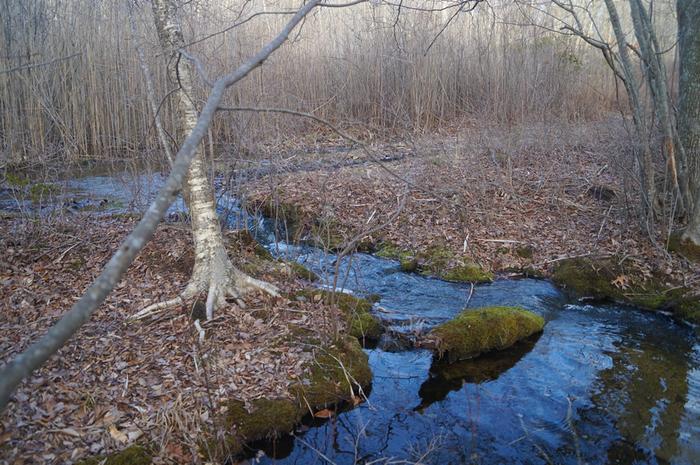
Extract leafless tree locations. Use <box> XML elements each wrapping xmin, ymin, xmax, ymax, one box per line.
<box><xmin>0</xmin><ymin>0</ymin><xmax>327</xmax><ymax>412</ymax></box>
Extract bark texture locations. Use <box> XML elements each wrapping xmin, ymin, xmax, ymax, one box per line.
<box><xmin>679</xmin><ymin>0</ymin><xmax>700</xmax><ymax>244</ymax></box>
<box><xmin>147</xmin><ymin>0</ymin><xmax>277</xmax><ymax>320</ymax></box>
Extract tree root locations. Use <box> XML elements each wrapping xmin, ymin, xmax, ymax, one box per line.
<box><xmin>130</xmin><ymin>269</ymin><xmax>279</xmax><ymax>321</ymax></box>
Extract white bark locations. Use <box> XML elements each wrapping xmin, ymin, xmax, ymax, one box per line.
<box><xmin>147</xmin><ymin>0</ymin><xmax>278</xmax><ymax>320</ymax></box>
<box><xmin>0</xmin><ymin>0</ymin><xmax>321</xmax><ymax>411</ymax></box>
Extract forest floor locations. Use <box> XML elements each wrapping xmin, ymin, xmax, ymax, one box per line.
<box><xmin>1</xmin><ymin>118</ymin><xmax>699</xmax><ymax>464</ymax></box>
<box><xmin>0</xmin><ymin>217</ymin><xmax>366</xmax><ymax>464</ymax></box>
<box><xmin>242</xmin><ymin>118</ymin><xmax>699</xmax><ymax>306</ymax></box>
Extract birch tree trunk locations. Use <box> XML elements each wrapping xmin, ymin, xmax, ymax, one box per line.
<box><xmin>678</xmin><ymin>0</ymin><xmax>700</xmax><ymax>245</ymax></box>
<box><xmin>145</xmin><ymin>0</ymin><xmax>278</xmax><ymax>319</ymax></box>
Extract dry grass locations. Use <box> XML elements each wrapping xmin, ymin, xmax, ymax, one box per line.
<box><xmin>0</xmin><ymin>0</ymin><xmax>624</xmax><ymax>165</ymax></box>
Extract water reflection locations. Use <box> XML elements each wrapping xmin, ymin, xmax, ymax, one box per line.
<box><xmin>575</xmin><ymin>329</ymin><xmax>695</xmax><ymax>464</ymax></box>
<box><xmin>416</xmin><ymin>335</ymin><xmax>541</xmax><ymax>411</ymax></box>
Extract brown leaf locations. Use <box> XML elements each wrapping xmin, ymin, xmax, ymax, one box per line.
<box><xmin>314</xmin><ymin>409</ymin><xmax>334</xmax><ymax>419</ymax></box>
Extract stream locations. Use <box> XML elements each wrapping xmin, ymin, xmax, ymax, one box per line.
<box><xmin>3</xmin><ymin>170</ymin><xmax>699</xmax><ymax>465</ymax></box>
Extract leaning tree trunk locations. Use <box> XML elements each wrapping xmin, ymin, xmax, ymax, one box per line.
<box><xmin>141</xmin><ymin>0</ymin><xmax>278</xmax><ymax>320</ymax></box>
<box><xmin>678</xmin><ymin>0</ymin><xmax>700</xmax><ymax>245</ymax></box>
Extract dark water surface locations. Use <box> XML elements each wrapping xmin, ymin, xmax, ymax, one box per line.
<box><xmin>5</xmin><ymin>170</ymin><xmax>699</xmax><ymax>465</ymax></box>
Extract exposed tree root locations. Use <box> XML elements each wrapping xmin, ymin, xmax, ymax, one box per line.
<box><xmin>131</xmin><ymin>260</ymin><xmax>279</xmax><ymax>321</ymax></box>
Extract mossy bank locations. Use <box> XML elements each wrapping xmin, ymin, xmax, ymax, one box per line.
<box><xmin>207</xmin><ymin>288</ymin><xmax>377</xmax><ymax>462</ymax></box>
<box><xmin>210</xmin><ymin>336</ymin><xmax>371</xmax><ymax>461</ymax></box>
<box><xmin>376</xmin><ymin>242</ymin><xmax>493</xmax><ymax>283</ymax></box>
<box><xmin>551</xmin><ymin>256</ymin><xmax>700</xmax><ymax>325</ymax></box>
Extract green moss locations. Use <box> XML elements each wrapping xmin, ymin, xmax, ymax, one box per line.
<box><xmin>77</xmin><ymin>445</ymin><xmax>151</xmax><ymax>465</ymax></box>
<box><xmin>400</xmin><ymin>257</ymin><xmax>418</xmax><ymax>272</ymax></box>
<box><xmin>426</xmin><ymin>306</ymin><xmax>545</xmax><ymax>362</ymax></box>
<box><xmin>668</xmin><ymin>233</ymin><xmax>700</xmax><ymax>262</ymax></box>
<box><xmin>293</xmin><ymin>289</ymin><xmax>372</xmax><ymax>313</ymax></box>
<box><xmin>349</xmin><ymin>312</ymin><xmax>383</xmax><ymax>343</ymax></box>
<box><xmin>441</xmin><ymin>262</ymin><xmax>494</xmax><ymax>283</ymax></box>
<box><xmin>224</xmin><ymin>399</ymin><xmax>303</xmax><ymax>442</ymax></box>
<box><xmin>377</xmin><ymin>242</ymin><xmax>492</xmax><ymax>282</ymax></box>
<box><xmin>5</xmin><ymin>172</ymin><xmax>29</xmax><ymax>187</ymax></box>
<box><xmin>674</xmin><ymin>297</ymin><xmax>700</xmax><ymax>325</ymax></box>
<box><xmin>419</xmin><ymin>245</ymin><xmax>493</xmax><ymax>283</ymax></box>
<box><xmin>292</xmin><ymin>289</ymin><xmax>382</xmax><ymax>344</ymax></box>
<box><xmin>376</xmin><ymin>242</ymin><xmax>410</xmax><ymax>260</ymax></box>
<box><xmin>552</xmin><ymin>257</ymin><xmax>669</xmax><ymax>309</ymax></box>
<box><xmin>291</xmin><ymin>336</ymin><xmax>372</xmax><ymax>408</ymax></box>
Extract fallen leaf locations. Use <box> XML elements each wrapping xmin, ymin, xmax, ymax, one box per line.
<box><xmin>108</xmin><ymin>425</ymin><xmax>128</xmax><ymax>444</ymax></box>
<box><xmin>314</xmin><ymin>409</ymin><xmax>334</xmax><ymax>419</ymax></box>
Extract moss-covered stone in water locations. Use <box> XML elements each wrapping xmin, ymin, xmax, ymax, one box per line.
<box><xmin>426</xmin><ymin>306</ymin><xmax>545</xmax><ymax>362</ymax></box>
<box><xmin>291</xmin><ymin>336</ymin><xmax>372</xmax><ymax>409</ymax></box>
<box><xmin>77</xmin><ymin>445</ymin><xmax>151</xmax><ymax>465</ymax></box>
<box><xmin>668</xmin><ymin>233</ymin><xmax>700</xmax><ymax>263</ymax></box>
<box><xmin>440</xmin><ymin>262</ymin><xmax>493</xmax><ymax>283</ymax></box>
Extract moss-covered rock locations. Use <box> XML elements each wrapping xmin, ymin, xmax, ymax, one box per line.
<box><xmin>291</xmin><ymin>336</ymin><xmax>372</xmax><ymax>409</ymax></box>
<box><xmin>77</xmin><ymin>445</ymin><xmax>151</xmax><ymax>465</ymax></box>
<box><xmin>424</xmin><ymin>306</ymin><xmax>545</xmax><ymax>362</ymax></box>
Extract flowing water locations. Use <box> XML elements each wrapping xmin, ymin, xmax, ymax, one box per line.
<box><xmin>4</xmin><ymin>170</ymin><xmax>699</xmax><ymax>465</ymax></box>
